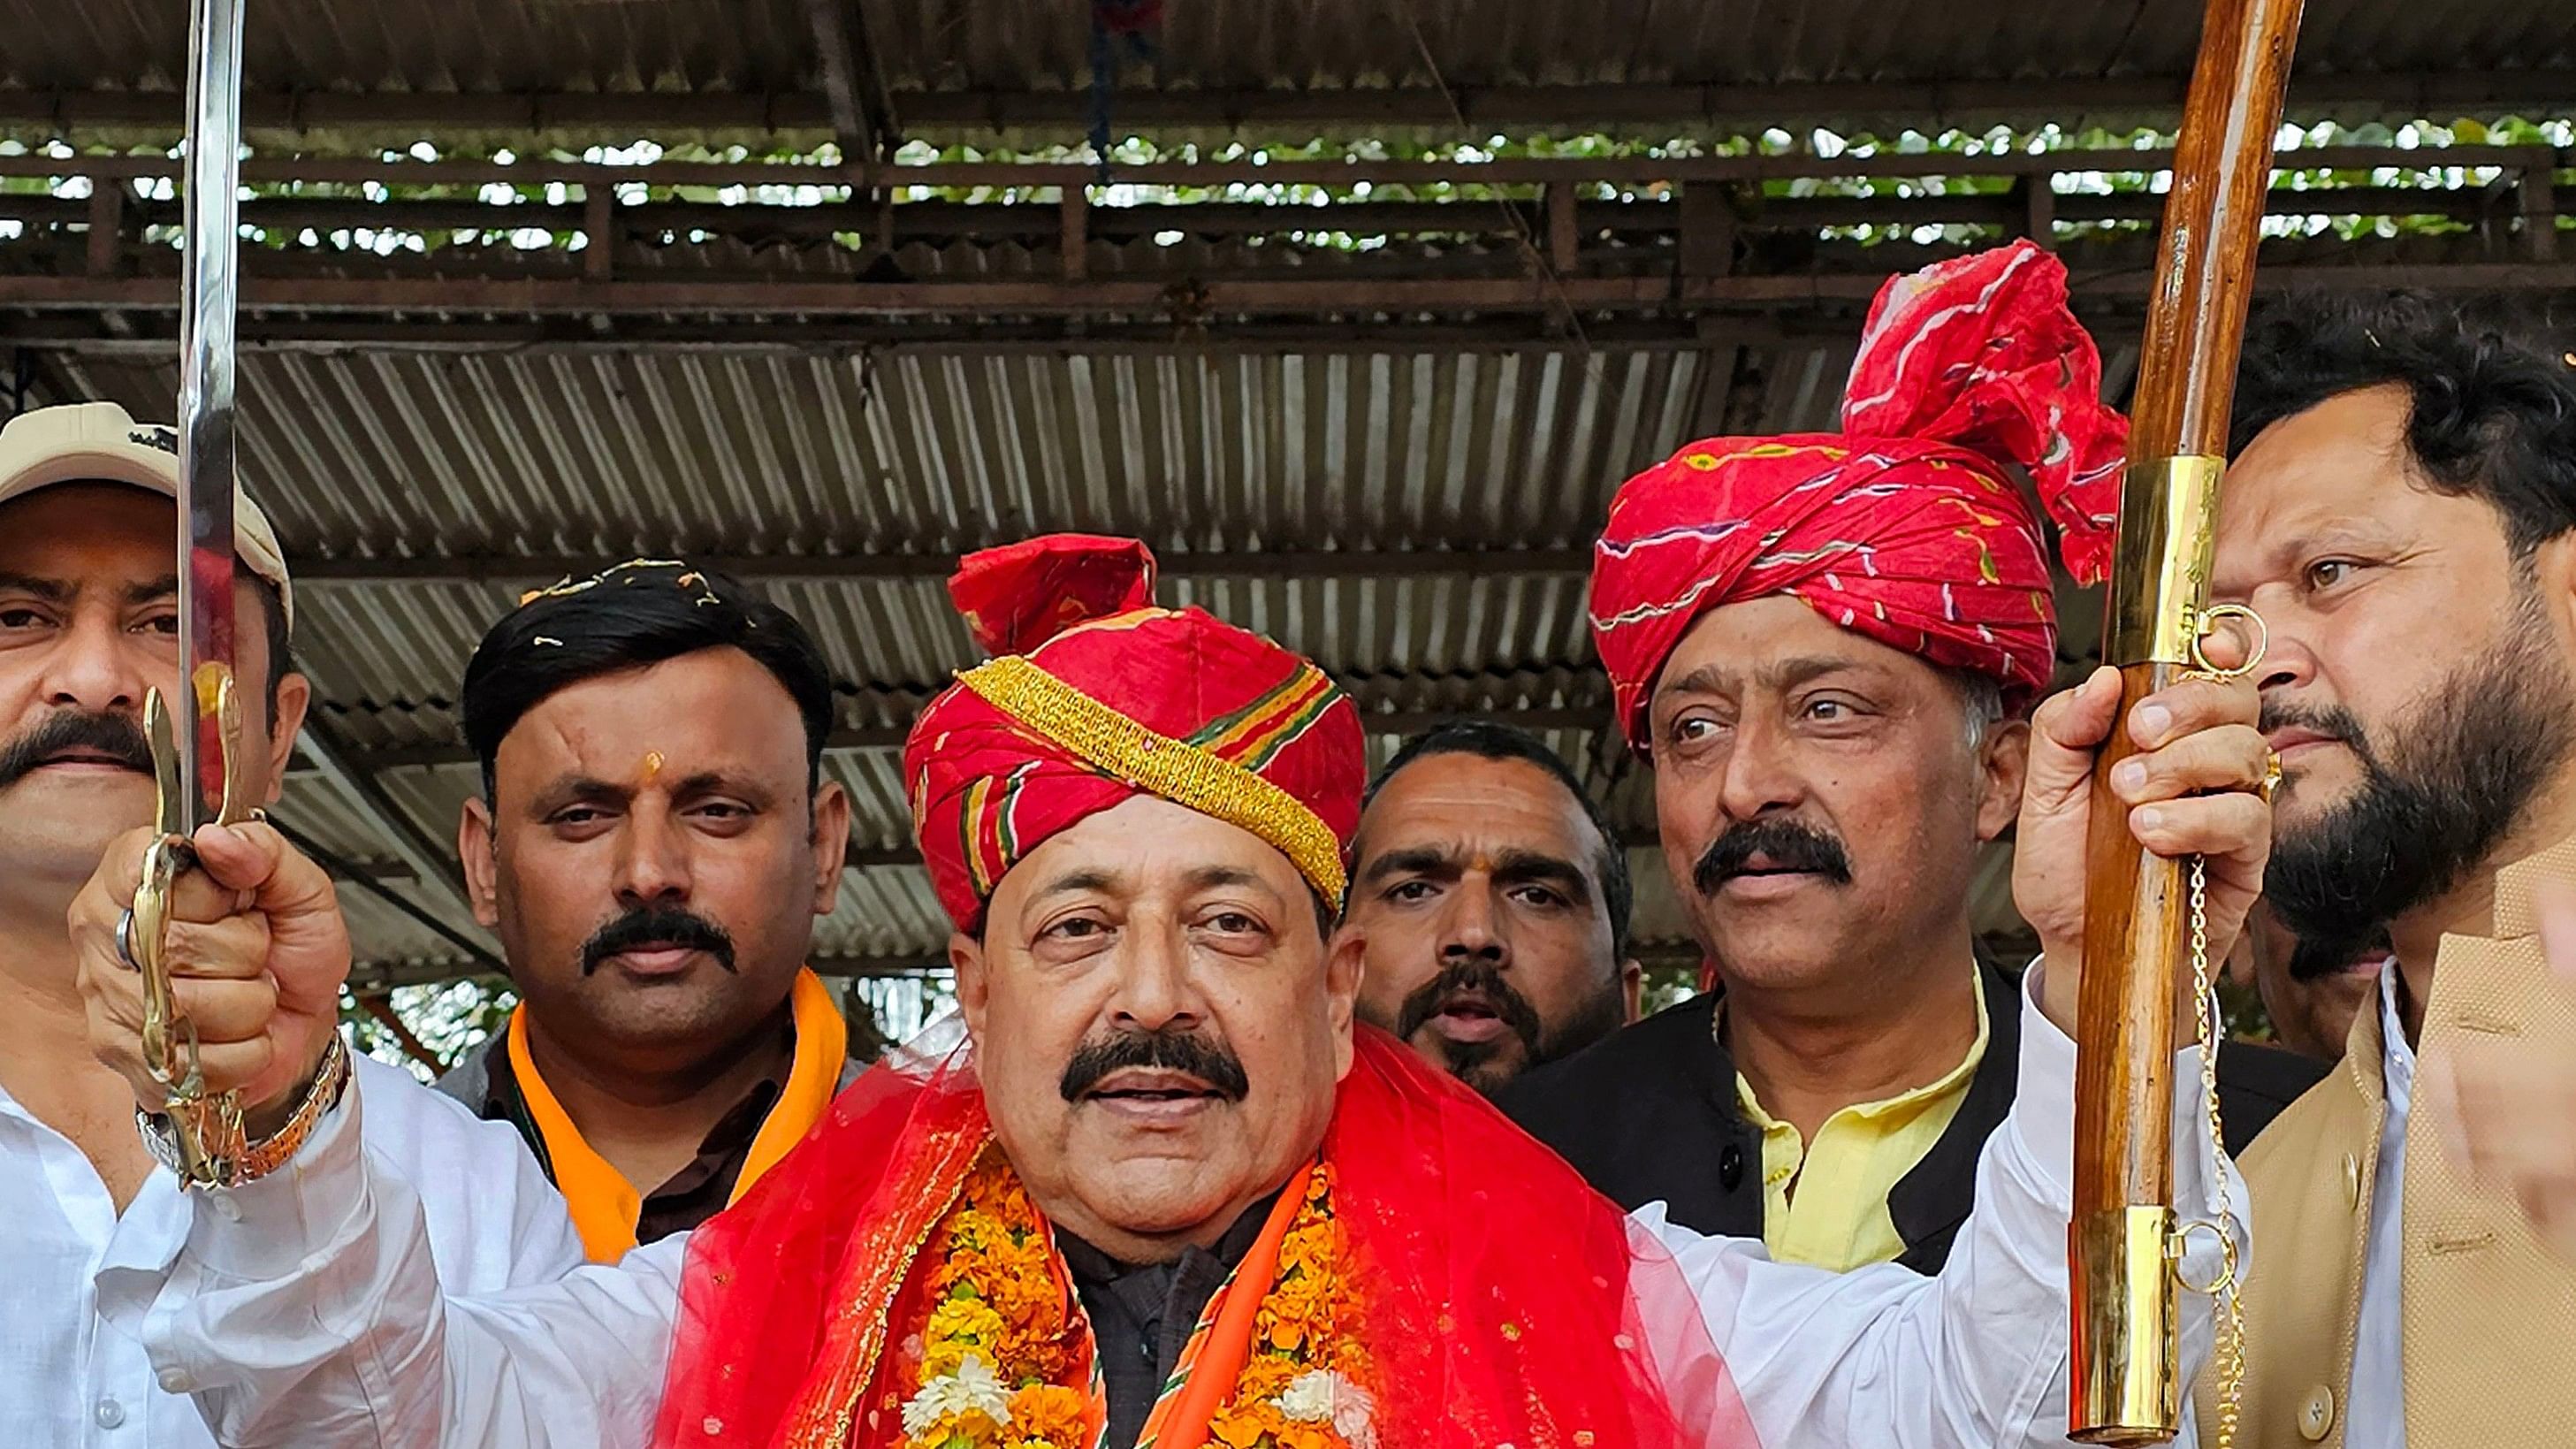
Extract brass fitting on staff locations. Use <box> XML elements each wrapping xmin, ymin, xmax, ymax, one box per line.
<box><xmin>2070</xmin><ymin>1205</ymin><xmax>2183</xmax><ymax>1445</ymax></box>
<box><xmin>2102</xmin><ymin>456</ymin><xmax>2225</xmax><ymax>669</ymax></box>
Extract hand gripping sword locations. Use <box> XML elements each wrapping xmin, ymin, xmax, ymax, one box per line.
<box><xmin>132</xmin><ymin>0</ymin><xmax>255</xmax><ymax>1190</ymax></box>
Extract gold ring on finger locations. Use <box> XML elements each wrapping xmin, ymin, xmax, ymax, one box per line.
<box><xmin>2258</xmin><ymin>749</ymin><xmax>2284</xmax><ymax>805</ymax></box>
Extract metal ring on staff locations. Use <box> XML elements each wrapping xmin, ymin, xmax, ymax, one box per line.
<box><xmin>2187</xmin><ymin>603</ymin><xmax>2268</xmax><ymax>680</ymax></box>
<box><xmin>2169</xmin><ymin>1217</ymin><xmax>2239</xmax><ymax>1296</ymax></box>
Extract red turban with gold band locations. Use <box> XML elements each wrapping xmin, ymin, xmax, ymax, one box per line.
<box><xmin>906</xmin><ymin>533</ymin><xmax>1364</xmax><ymax>931</ymax></box>
<box><xmin>1589</xmin><ymin>240</ymin><xmax>2126</xmax><ymax>752</ymax></box>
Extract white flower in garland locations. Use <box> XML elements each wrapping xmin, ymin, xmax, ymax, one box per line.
<box><xmin>1275</xmin><ymin>1369</ymin><xmax>1376</xmax><ymax>1449</ymax></box>
<box><xmin>900</xmin><ymin>1352</ymin><xmax>1013</xmax><ymax>1441</ymax></box>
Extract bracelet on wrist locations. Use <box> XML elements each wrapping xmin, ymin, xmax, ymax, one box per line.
<box><xmin>138</xmin><ymin>1033</ymin><xmax>352</xmax><ymax>1191</ymax></box>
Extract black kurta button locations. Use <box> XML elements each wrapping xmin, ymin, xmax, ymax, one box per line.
<box><xmin>1719</xmin><ymin>1143</ymin><xmax>1745</xmax><ymax>1189</ymax></box>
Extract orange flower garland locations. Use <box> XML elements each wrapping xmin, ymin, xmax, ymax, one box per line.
<box><xmin>900</xmin><ymin>1154</ymin><xmax>1095</xmax><ymax>1449</ymax></box>
<box><xmin>1205</xmin><ymin>1165</ymin><xmax>1375</xmax><ymax>1449</ymax></box>
<box><xmin>896</xmin><ymin>1153</ymin><xmax>1372</xmax><ymax>1449</ymax></box>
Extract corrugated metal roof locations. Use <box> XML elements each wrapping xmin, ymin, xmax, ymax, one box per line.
<box><xmin>3</xmin><ymin>0</ymin><xmax>804</xmax><ymax>100</ymax></box>
<box><xmin>3</xmin><ymin>0</ymin><xmax>2570</xmax><ymax>150</ymax></box>
<box><xmin>864</xmin><ymin>0</ymin><xmax>2576</xmax><ymax>95</ymax></box>
<box><xmin>0</xmin><ymin>213</ymin><xmax>2201</xmax><ymax>983</ymax></box>
<box><xmin>8</xmin><ymin>0</ymin><xmax>2557</xmax><ymax>92</ymax></box>
<box><xmin>30</xmin><ymin>332</ymin><xmax>1818</xmax><ymax>980</ymax></box>
<box><xmin>0</xmin><ymin>0</ymin><xmax>2538</xmax><ymax>1019</ymax></box>
<box><xmin>50</xmin><ymin>343</ymin><xmax>1735</xmax><ymax>561</ymax></box>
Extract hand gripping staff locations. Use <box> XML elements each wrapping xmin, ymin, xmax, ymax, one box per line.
<box><xmin>2068</xmin><ymin>0</ymin><xmax>2304</xmax><ymax>1443</ymax></box>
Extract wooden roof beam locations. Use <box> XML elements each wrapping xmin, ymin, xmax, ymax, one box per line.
<box><xmin>803</xmin><ymin>0</ymin><xmax>903</xmax><ymax>164</ymax></box>
<box><xmin>281</xmin><ymin>545</ymin><xmax>1595</xmax><ymax>586</ymax></box>
<box><xmin>5</xmin><ymin>70</ymin><xmax>2572</xmax><ymax>141</ymax></box>
<box><xmin>7</xmin><ymin>262</ymin><xmax>2572</xmax><ymax>326</ymax></box>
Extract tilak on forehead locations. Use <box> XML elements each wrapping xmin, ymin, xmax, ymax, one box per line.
<box><xmin>1589</xmin><ymin>240</ymin><xmax>2126</xmax><ymax>751</ymax></box>
<box><xmin>904</xmin><ymin>533</ymin><xmax>1364</xmax><ymax>932</ymax></box>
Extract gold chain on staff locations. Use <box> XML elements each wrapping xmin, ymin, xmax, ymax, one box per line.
<box><xmin>2186</xmin><ymin>856</ymin><xmax>2246</xmax><ymax>1449</ymax></box>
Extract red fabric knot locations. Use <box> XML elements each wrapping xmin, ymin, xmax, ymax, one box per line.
<box><xmin>949</xmin><ymin>532</ymin><xmax>1158</xmax><ymax>657</ymax></box>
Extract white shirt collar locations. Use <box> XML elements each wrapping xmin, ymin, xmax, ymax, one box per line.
<box><xmin>2379</xmin><ymin>959</ymin><xmax>2416</xmax><ymax>1107</ymax></box>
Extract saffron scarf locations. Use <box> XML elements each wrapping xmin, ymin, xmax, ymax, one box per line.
<box><xmin>510</xmin><ymin>966</ymin><xmax>849</xmax><ymax>1262</ymax></box>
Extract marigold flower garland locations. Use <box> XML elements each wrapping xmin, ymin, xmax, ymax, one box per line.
<box><xmin>900</xmin><ymin>1154</ymin><xmax>1094</xmax><ymax>1449</ymax></box>
<box><xmin>897</xmin><ymin>1153</ymin><xmax>1372</xmax><ymax>1449</ymax></box>
<box><xmin>1205</xmin><ymin>1164</ymin><xmax>1375</xmax><ymax>1449</ymax></box>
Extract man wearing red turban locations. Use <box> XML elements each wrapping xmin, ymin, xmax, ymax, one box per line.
<box><xmin>1509</xmin><ymin>241</ymin><xmax>2321</xmax><ymax>1276</ymax></box>
<box><xmin>84</xmin><ymin>518</ymin><xmax>2272</xmax><ymax>1449</ymax></box>
<box><xmin>654</xmin><ymin>534</ymin><xmax>1757</xmax><ymax>1449</ymax></box>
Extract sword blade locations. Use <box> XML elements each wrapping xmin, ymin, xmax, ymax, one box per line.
<box><xmin>177</xmin><ymin>0</ymin><xmax>246</xmax><ymax>827</ymax></box>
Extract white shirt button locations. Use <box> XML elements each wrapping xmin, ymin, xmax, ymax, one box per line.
<box><xmin>158</xmin><ymin>1369</ymin><xmax>194</xmax><ymax>1394</ymax></box>
<box><xmin>93</xmin><ymin>1398</ymin><xmax>126</xmax><ymax>1430</ymax></box>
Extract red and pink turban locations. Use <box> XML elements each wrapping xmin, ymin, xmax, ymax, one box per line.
<box><xmin>1589</xmin><ymin>240</ymin><xmax>2126</xmax><ymax>751</ymax></box>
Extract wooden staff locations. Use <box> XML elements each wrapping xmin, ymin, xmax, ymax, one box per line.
<box><xmin>2069</xmin><ymin>0</ymin><xmax>2305</xmax><ymax>1442</ymax></box>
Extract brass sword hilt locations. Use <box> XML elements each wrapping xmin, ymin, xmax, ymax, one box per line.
<box><xmin>133</xmin><ymin>671</ymin><xmax>256</xmax><ymax>1189</ymax></box>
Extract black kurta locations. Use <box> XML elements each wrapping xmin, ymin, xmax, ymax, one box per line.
<box><xmin>446</xmin><ymin>1031</ymin><xmax>789</xmax><ymax>1245</ymax></box>
<box><xmin>1498</xmin><ymin>957</ymin><xmax>2328</xmax><ymax>1272</ymax></box>
<box><xmin>1058</xmin><ymin>1193</ymin><xmax>1275</xmax><ymax>1449</ymax></box>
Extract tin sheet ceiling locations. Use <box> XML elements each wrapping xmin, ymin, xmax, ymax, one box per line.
<box><xmin>19</xmin><ymin>324</ymin><xmax>2088</xmax><ymax>984</ymax></box>
<box><xmin>1</xmin><ymin>0</ymin><xmax>2568</xmax><ymax>150</ymax></box>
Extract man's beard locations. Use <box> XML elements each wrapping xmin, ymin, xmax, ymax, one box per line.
<box><xmin>1392</xmin><ymin>959</ymin><xmax>1627</xmax><ymax>1092</ymax></box>
<box><xmin>2266</xmin><ymin>605</ymin><xmax>2576</xmax><ymax>965</ymax></box>
<box><xmin>2285</xmin><ymin>927</ymin><xmax>2394</xmax><ymax>983</ymax></box>
<box><xmin>2298</xmin><ymin>923</ymin><xmax>2390</xmax><ymax>980</ymax></box>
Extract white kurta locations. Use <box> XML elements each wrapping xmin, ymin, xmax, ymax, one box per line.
<box><xmin>5</xmin><ymin>1049</ymin><xmax>585</xmax><ymax>1447</ymax></box>
<box><xmin>97</xmin><ymin>969</ymin><xmax>2239</xmax><ymax>1449</ymax></box>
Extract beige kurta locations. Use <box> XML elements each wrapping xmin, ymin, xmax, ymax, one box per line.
<box><xmin>2199</xmin><ymin>834</ymin><xmax>2576</xmax><ymax>1448</ymax></box>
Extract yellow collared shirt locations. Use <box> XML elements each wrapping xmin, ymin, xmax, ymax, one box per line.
<box><xmin>1734</xmin><ymin>979</ymin><xmax>1991</xmax><ymax>1272</ymax></box>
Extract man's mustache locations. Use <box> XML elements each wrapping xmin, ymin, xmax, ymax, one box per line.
<box><xmin>578</xmin><ymin>904</ymin><xmax>736</xmax><ymax>975</ymax></box>
<box><xmin>1692</xmin><ymin>817</ymin><xmax>1854</xmax><ymax>896</ymax></box>
<box><xmin>0</xmin><ymin>710</ymin><xmax>154</xmax><ymax>790</ymax></box>
<box><xmin>1393</xmin><ymin>959</ymin><xmax>1543</xmax><ymax>1054</ymax></box>
<box><xmin>2260</xmin><ymin>698</ymin><xmax>2371</xmax><ymax>759</ymax></box>
<box><xmin>1060</xmin><ymin>1026</ymin><xmax>1251</xmax><ymax>1102</ymax></box>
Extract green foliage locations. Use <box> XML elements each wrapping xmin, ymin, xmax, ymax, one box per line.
<box><xmin>6</xmin><ymin>114</ymin><xmax>2565</xmax><ymax>263</ymax></box>
<box><xmin>339</xmin><ymin>978</ymin><xmax>515</xmax><ymax>1083</ymax></box>
<box><xmin>1641</xmin><ymin>955</ymin><xmax>1701</xmax><ymax>1015</ymax></box>
<box><xmin>339</xmin><ymin>972</ymin><xmax>957</xmax><ymax>1078</ymax></box>
<box><xmin>2220</xmin><ymin>974</ymin><xmax>2279</xmax><ymax>1045</ymax></box>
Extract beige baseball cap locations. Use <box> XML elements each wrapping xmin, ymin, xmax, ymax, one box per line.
<box><xmin>0</xmin><ymin>400</ymin><xmax>293</xmax><ymax>630</ymax></box>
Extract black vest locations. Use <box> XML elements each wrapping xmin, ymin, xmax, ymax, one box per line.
<box><xmin>1498</xmin><ymin>958</ymin><xmax>2327</xmax><ymax>1273</ymax></box>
